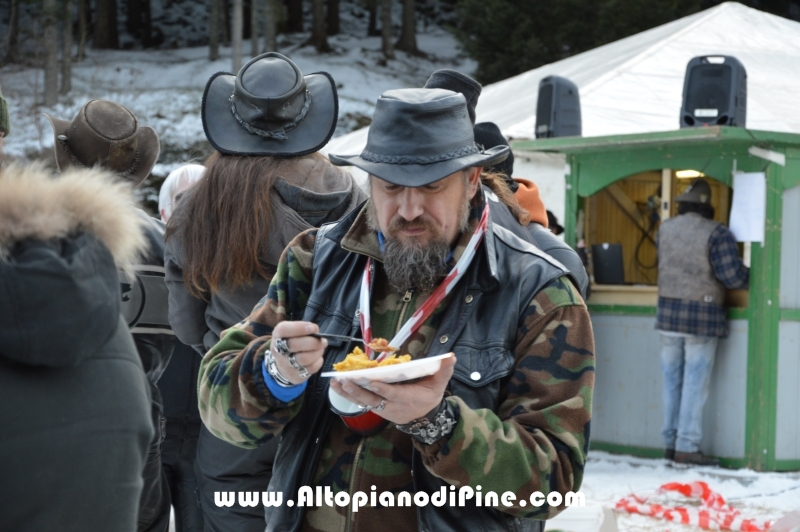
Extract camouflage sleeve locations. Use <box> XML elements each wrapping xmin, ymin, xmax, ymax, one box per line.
<box><xmin>197</xmin><ymin>229</ymin><xmax>318</xmax><ymax>449</ymax></box>
<box><xmin>416</xmin><ymin>276</ymin><xmax>595</xmax><ymax>519</ymax></box>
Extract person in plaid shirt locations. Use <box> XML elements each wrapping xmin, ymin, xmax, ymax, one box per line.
<box><xmin>656</xmin><ymin>178</ymin><xmax>749</xmax><ymax>467</ymax></box>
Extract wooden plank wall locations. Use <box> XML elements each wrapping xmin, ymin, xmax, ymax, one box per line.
<box><xmin>586</xmin><ymin>171</ymin><xmax>731</xmax><ymax>285</ymax></box>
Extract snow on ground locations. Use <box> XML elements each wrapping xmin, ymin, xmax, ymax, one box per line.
<box><xmin>583</xmin><ymin>451</ymin><xmax>800</xmax><ymax>531</ymax></box>
<box><xmin>0</xmin><ymin>23</ymin><xmax>474</xmax><ymax>177</ymax></box>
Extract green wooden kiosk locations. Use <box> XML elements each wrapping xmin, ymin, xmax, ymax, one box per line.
<box><xmin>513</xmin><ymin>126</ymin><xmax>800</xmax><ymax>471</ymax></box>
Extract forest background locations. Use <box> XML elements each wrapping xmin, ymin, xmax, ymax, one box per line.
<box><xmin>1</xmin><ymin>0</ymin><xmax>798</xmax><ymax>209</ymax></box>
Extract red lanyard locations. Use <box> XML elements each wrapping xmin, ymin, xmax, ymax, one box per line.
<box><xmin>359</xmin><ymin>203</ymin><xmax>489</xmax><ymax>361</ymax></box>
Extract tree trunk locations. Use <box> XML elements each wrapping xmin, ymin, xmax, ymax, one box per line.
<box><xmin>61</xmin><ymin>0</ymin><xmax>73</xmax><ymax>94</ymax></box>
<box><xmin>286</xmin><ymin>0</ymin><xmax>302</xmax><ymax>32</ymax></box>
<box><xmin>250</xmin><ymin>0</ymin><xmax>258</xmax><ymax>56</ymax></box>
<box><xmin>232</xmin><ymin>0</ymin><xmax>243</xmax><ymax>72</ymax></box>
<box><xmin>395</xmin><ymin>0</ymin><xmax>418</xmax><ymax>54</ymax></box>
<box><xmin>141</xmin><ymin>0</ymin><xmax>152</xmax><ymax>46</ymax></box>
<box><xmin>2</xmin><ymin>0</ymin><xmax>20</xmax><ymax>64</ymax></box>
<box><xmin>311</xmin><ymin>0</ymin><xmax>330</xmax><ymax>52</ymax></box>
<box><xmin>366</xmin><ymin>0</ymin><xmax>378</xmax><ymax>37</ymax></box>
<box><xmin>43</xmin><ymin>0</ymin><xmax>59</xmax><ymax>105</ymax></box>
<box><xmin>262</xmin><ymin>0</ymin><xmax>277</xmax><ymax>53</ymax></box>
<box><xmin>222</xmin><ymin>0</ymin><xmax>231</xmax><ymax>46</ymax></box>
<box><xmin>209</xmin><ymin>0</ymin><xmax>220</xmax><ymax>60</ymax></box>
<box><xmin>95</xmin><ymin>0</ymin><xmax>119</xmax><ymax>49</ymax></box>
<box><xmin>126</xmin><ymin>0</ymin><xmax>141</xmax><ymax>38</ymax></box>
<box><xmin>327</xmin><ymin>0</ymin><xmax>339</xmax><ymax>36</ymax></box>
<box><xmin>380</xmin><ymin>0</ymin><xmax>394</xmax><ymax>60</ymax></box>
<box><xmin>77</xmin><ymin>0</ymin><xmax>87</xmax><ymax>60</ymax></box>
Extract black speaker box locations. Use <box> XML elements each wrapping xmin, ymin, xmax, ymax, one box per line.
<box><xmin>592</xmin><ymin>243</ymin><xmax>625</xmax><ymax>285</ymax></box>
<box><xmin>535</xmin><ymin>76</ymin><xmax>582</xmax><ymax>138</ymax></box>
<box><xmin>680</xmin><ymin>55</ymin><xmax>747</xmax><ymax>128</ymax></box>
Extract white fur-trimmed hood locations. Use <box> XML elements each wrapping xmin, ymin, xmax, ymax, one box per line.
<box><xmin>0</xmin><ymin>163</ymin><xmax>148</xmax><ymax>269</ymax></box>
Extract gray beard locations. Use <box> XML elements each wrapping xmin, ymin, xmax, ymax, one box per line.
<box><xmin>366</xmin><ymin>196</ymin><xmax>472</xmax><ymax>294</ymax></box>
<box><xmin>382</xmin><ymin>236</ymin><xmax>450</xmax><ymax>294</ymax></box>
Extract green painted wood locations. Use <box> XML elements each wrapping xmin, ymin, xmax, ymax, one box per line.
<box><xmin>513</xmin><ymin>127</ymin><xmax>800</xmax><ymax>154</ymax></box>
<box><xmin>589</xmin><ymin>441</ymin><xmax>665</xmax><ymax>459</ymax></box>
<box><xmin>774</xmin><ymin>459</ymin><xmax>800</xmax><ymax>471</ymax></box>
<box><xmin>783</xmin><ymin>148</ymin><xmax>800</xmax><ymax>190</ymax></box>
<box><xmin>522</xmin><ymin>127</ymin><xmax>795</xmax><ymax>471</ymax></box>
<box><xmin>590</xmin><ymin>441</ymin><xmax>747</xmax><ymax>468</ymax></box>
<box><xmin>744</xmin><ymin>162</ymin><xmax>783</xmax><ymax>471</ymax></box>
<box><xmin>780</xmin><ymin>309</ymin><xmax>800</xmax><ymax>321</ymax></box>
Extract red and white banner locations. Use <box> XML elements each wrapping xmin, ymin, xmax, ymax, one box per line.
<box><xmin>615</xmin><ymin>481</ymin><xmax>773</xmax><ymax>531</ymax></box>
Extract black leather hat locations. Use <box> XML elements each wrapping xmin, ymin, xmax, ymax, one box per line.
<box><xmin>423</xmin><ymin>69</ymin><xmax>482</xmax><ymax>124</ymax></box>
<box><xmin>202</xmin><ymin>52</ymin><xmax>338</xmax><ymax>157</ymax></box>
<box><xmin>45</xmin><ymin>100</ymin><xmax>160</xmax><ymax>188</ymax></box>
<box><xmin>675</xmin><ymin>177</ymin><xmax>712</xmax><ymax>204</ymax></box>
<box><xmin>473</xmin><ymin>121</ymin><xmax>517</xmax><ymax>192</ymax></box>
<box><xmin>329</xmin><ymin>88</ymin><xmax>509</xmax><ymax>187</ymax></box>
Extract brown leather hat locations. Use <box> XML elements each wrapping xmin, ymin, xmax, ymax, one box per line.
<box><xmin>45</xmin><ymin>100</ymin><xmax>160</xmax><ymax>187</ymax></box>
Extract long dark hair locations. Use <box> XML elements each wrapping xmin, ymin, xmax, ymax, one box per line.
<box><xmin>166</xmin><ymin>151</ymin><xmax>317</xmax><ymax>297</ymax></box>
<box><xmin>481</xmin><ymin>170</ymin><xmax>530</xmax><ymax>225</ymax></box>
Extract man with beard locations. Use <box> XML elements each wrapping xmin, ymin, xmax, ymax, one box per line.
<box><xmin>197</xmin><ymin>89</ymin><xmax>595</xmax><ymax>532</ymax></box>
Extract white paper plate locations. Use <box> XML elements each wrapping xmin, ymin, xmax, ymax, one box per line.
<box><xmin>321</xmin><ymin>353</ymin><xmax>452</xmax><ymax>386</ymax></box>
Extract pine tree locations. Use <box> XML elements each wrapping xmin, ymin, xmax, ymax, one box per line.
<box><xmin>395</xmin><ymin>0</ymin><xmax>419</xmax><ymax>55</ymax></box>
<box><xmin>311</xmin><ymin>0</ymin><xmax>330</xmax><ymax>52</ymax></box>
<box><xmin>61</xmin><ymin>0</ymin><xmax>73</xmax><ymax>94</ymax></box>
<box><xmin>43</xmin><ymin>0</ymin><xmax>59</xmax><ymax>105</ymax></box>
<box><xmin>380</xmin><ymin>0</ymin><xmax>394</xmax><ymax>60</ymax></box>
<box><xmin>232</xmin><ymin>0</ymin><xmax>243</xmax><ymax>71</ymax></box>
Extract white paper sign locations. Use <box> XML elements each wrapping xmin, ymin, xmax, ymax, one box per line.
<box><xmin>729</xmin><ymin>172</ymin><xmax>766</xmax><ymax>243</ymax></box>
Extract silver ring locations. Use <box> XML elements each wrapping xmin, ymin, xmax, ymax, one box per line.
<box><xmin>273</xmin><ymin>337</ymin><xmax>291</xmax><ymax>357</ymax></box>
<box><xmin>373</xmin><ymin>398</ymin><xmax>387</xmax><ymax>412</ymax></box>
<box><xmin>288</xmin><ymin>353</ymin><xmax>310</xmax><ymax>379</ymax></box>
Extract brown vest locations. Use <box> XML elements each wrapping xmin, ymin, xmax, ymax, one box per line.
<box><xmin>658</xmin><ymin>212</ymin><xmax>725</xmax><ymax>305</ymax></box>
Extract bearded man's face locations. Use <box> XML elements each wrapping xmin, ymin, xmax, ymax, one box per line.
<box><xmin>367</xmin><ymin>168</ymin><xmax>480</xmax><ymax>293</ymax></box>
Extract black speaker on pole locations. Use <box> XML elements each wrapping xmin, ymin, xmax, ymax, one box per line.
<box><xmin>535</xmin><ymin>76</ymin><xmax>582</xmax><ymax>138</ymax></box>
<box><xmin>680</xmin><ymin>55</ymin><xmax>747</xmax><ymax>128</ymax></box>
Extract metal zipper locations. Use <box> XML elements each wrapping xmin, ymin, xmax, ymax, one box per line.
<box><xmin>396</xmin><ymin>289</ymin><xmax>414</xmax><ymax>335</ymax></box>
<box><xmin>345</xmin><ymin>437</ymin><xmax>366</xmax><ymax>531</ymax></box>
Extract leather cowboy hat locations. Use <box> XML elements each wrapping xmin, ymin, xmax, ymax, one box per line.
<box><xmin>45</xmin><ymin>100</ymin><xmax>160</xmax><ymax>188</ymax></box>
<box><xmin>329</xmin><ymin>88</ymin><xmax>509</xmax><ymax>187</ymax></box>
<box><xmin>202</xmin><ymin>52</ymin><xmax>338</xmax><ymax>157</ymax></box>
<box><xmin>675</xmin><ymin>177</ymin><xmax>712</xmax><ymax>204</ymax></box>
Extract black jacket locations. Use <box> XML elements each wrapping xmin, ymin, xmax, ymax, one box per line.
<box><xmin>266</xmin><ymin>198</ymin><xmax>566</xmax><ymax>532</ymax></box>
<box><xmin>486</xmin><ymin>195</ymin><xmax>589</xmax><ymax>299</ymax></box>
<box><xmin>0</xmin><ymin>165</ymin><xmax>153</xmax><ymax>532</ymax></box>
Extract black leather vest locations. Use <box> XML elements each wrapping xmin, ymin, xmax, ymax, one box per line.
<box><xmin>266</xmin><ymin>200</ymin><xmax>567</xmax><ymax>532</ymax></box>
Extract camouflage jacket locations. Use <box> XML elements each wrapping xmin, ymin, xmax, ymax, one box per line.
<box><xmin>199</xmin><ymin>196</ymin><xmax>596</xmax><ymax>532</ymax></box>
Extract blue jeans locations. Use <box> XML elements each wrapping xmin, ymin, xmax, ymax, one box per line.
<box><xmin>660</xmin><ymin>333</ymin><xmax>718</xmax><ymax>453</ymax></box>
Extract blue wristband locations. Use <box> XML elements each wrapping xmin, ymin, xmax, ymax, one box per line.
<box><xmin>262</xmin><ymin>359</ymin><xmax>307</xmax><ymax>402</ymax></box>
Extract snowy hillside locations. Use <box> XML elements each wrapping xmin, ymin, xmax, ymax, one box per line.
<box><xmin>0</xmin><ymin>23</ymin><xmax>473</xmax><ymax>169</ymax></box>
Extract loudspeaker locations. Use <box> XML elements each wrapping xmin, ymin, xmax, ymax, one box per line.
<box><xmin>592</xmin><ymin>243</ymin><xmax>625</xmax><ymax>285</ymax></box>
<box><xmin>680</xmin><ymin>55</ymin><xmax>747</xmax><ymax>128</ymax></box>
<box><xmin>535</xmin><ymin>76</ymin><xmax>582</xmax><ymax>138</ymax></box>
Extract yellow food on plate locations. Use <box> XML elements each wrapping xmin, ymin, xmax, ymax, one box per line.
<box><xmin>333</xmin><ymin>346</ymin><xmax>412</xmax><ymax>372</ymax></box>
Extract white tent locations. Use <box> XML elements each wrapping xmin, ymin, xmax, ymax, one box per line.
<box><xmin>324</xmin><ymin>2</ymin><xmax>800</xmax><ymax>220</ymax></box>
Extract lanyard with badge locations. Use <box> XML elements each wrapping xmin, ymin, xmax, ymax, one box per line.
<box><xmin>331</xmin><ymin>203</ymin><xmax>490</xmax><ymax>434</ymax></box>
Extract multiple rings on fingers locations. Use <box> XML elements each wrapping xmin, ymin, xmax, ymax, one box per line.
<box><xmin>288</xmin><ymin>353</ymin><xmax>310</xmax><ymax>379</ymax></box>
<box><xmin>273</xmin><ymin>337</ymin><xmax>310</xmax><ymax>379</ymax></box>
<box><xmin>273</xmin><ymin>337</ymin><xmax>291</xmax><ymax>357</ymax></box>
